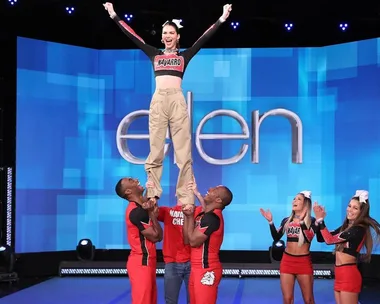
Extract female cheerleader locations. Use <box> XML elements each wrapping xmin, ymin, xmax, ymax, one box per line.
<box><xmin>103</xmin><ymin>2</ymin><xmax>232</xmax><ymax>209</ymax></box>
<box><xmin>260</xmin><ymin>191</ymin><xmax>323</xmax><ymax>304</ymax></box>
<box><xmin>313</xmin><ymin>190</ymin><xmax>380</xmax><ymax>304</ymax></box>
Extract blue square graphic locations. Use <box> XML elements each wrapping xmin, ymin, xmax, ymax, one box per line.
<box><xmin>15</xmin><ymin>37</ymin><xmax>380</xmax><ymax>254</ymax></box>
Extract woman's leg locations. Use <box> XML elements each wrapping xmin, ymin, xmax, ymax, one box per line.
<box><xmin>168</xmin><ymin>90</ymin><xmax>194</xmax><ymax>206</ymax></box>
<box><xmin>338</xmin><ymin>292</ymin><xmax>359</xmax><ymax>304</ymax></box>
<box><xmin>280</xmin><ymin>273</ymin><xmax>296</xmax><ymax>304</ymax></box>
<box><xmin>296</xmin><ymin>274</ymin><xmax>315</xmax><ymax>304</ymax></box>
<box><xmin>145</xmin><ymin>93</ymin><xmax>169</xmax><ymax>199</ymax></box>
<box><xmin>334</xmin><ymin>291</ymin><xmax>341</xmax><ymax>304</ymax></box>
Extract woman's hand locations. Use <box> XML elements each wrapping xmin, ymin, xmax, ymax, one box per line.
<box><xmin>313</xmin><ymin>202</ymin><xmax>326</xmax><ymax>220</ymax></box>
<box><xmin>259</xmin><ymin>208</ymin><xmax>273</xmax><ymax>222</ymax></box>
<box><xmin>103</xmin><ymin>2</ymin><xmax>116</xmax><ymax>17</ymax></box>
<box><xmin>220</xmin><ymin>4</ymin><xmax>232</xmax><ymax>22</ymax></box>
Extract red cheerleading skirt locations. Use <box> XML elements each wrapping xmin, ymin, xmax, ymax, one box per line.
<box><xmin>334</xmin><ymin>263</ymin><xmax>362</xmax><ymax>293</ymax></box>
<box><xmin>280</xmin><ymin>251</ymin><xmax>313</xmax><ymax>275</ymax></box>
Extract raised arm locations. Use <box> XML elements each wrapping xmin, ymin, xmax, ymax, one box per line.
<box><xmin>317</xmin><ymin>220</ymin><xmax>365</xmax><ymax>245</ymax></box>
<box><xmin>269</xmin><ymin>218</ymin><xmax>287</xmax><ymax>242</ymax></box>
<box><xmin>129</xmin><ymin>206</ymin><xmax>162</xmax><ymax>243</ymax></box>
<box><xmin>194</xmin><ymin>192</ymin><xmax>205</xmax><ymax>210</ymax></box>
<box><xmin>183</xmin><ymin>213</ymin><xmax>191</xmax><ymax>245</ymax></box>
<box><xmin>157</xmin><ymin>206</ymin><xmax>169</xmax><ymax>223</ymax></box>
<box><xmin>182</xmin><ymin>4</ymin><xmax>232</xmax><ymax>59</ymax></box>
<box><xmin>103</xmin><ymin>2</ymin><xmax>159</xmax><ymax>57</ymax></box>
<box><xmin>260</xmin><ymin>208</ymin><xmax>286</xmax><ymax>242</ymax></box>
<box><xmin>145</xmin><ymin>181</ymin><xmax>166</xmax><ymax>222</ymax></box>
<box><xmin>188</xmin><ymin>179</ymin><xmax>206</xmax><ymax>211</ymax></box>
<box><xmin>183</xmin><ymin>206</ymin><xmax>201</xmax><ymax>245</ymax></box>
<box><xmin>148</xmin><ymin>207</ymin><xmax>163</xmax><ymax>242</ymax></box>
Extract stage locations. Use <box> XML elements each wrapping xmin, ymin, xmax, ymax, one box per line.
<box><xmin>0</xmin><ymin>277</ymin><xmax>340</xmax><ymax>304</ymax></box>
<box><xmin>0</xmin><ymin>258</ymin><xmax>377</xmax><ymax>303</ymax></box>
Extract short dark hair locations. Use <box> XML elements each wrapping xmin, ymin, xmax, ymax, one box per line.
<box><xmin>220</xmin><ymin>186</ymin><xmax>233</xmax><ymax>207</ymax></box>
<box><xmin>115</xmin><ymin>179</ymin><xmax>125</xmax><ymax>199</ymax></box>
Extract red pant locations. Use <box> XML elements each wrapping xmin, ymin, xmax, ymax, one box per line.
<box><xmin>189</xmin><ymin>266</ymin><xmax>222</xmax><ymax>304</ymax></box>
<box><xmin>127</xmin><ymin>255</ymin><xmax>157</xmax><ymax>304</ymax></box>
<box><xmin>334</xmin><ymin>263</ymin><xmax>362</xmax><ymax>293</ymax></box>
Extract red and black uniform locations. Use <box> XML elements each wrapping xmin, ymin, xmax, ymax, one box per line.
<box><xmin>270</xmin><ymin>217</ymin><xmax>323</xmax><ymax>275</ymax></box>
<box><xmin>112</xmin><ymin>15</ymin><xmax>223</xmax><ymax>79</ymax></box>
<box><xmin>126</xmin><ymin>202</ymin><xmax>157</xmax><ymax>304</ymax></box>
<box><xmin>318</xmin><ymin>221</ymin><xmax>366</xmax><ymax>293</ymax></box>
<box><xmin>189</xmin><ymin>208</ymin><xmax>224</xmax><ymax>304</ymax></box>
<box><xmin>158</xmin><ymin>205</ymin><xmax>203</xmax><ymax>263</ymax></box>
<box><xmin>158</xmin><ymin>205</ymin><xmax>203</xmax><ymax>304</ymax></box>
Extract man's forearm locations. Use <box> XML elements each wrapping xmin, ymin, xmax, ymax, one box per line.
<box><xmin>143</xmin><ymin>191</ymin><xmax>148</xmax><ymax>202</ymax></box>
<box><xmin>150</xmin><ymin>215</ymin><xmax>163</xmax><ymax>241</ymax></box>
<box><xmin>194</xmin><ymin>192</ymin><xmax>206</xmax><ymax>210</ymax></box>
<box><xmin>186</xmin><ymin>216</ymin><xmax>195</xmax><ymax>242</ymax></box>
<box><xmin>183</xmin><ymin>216</ymin><xmax>190</xmax><ymax>244</ymax></box>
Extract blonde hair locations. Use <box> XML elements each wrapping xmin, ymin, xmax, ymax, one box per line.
<box><xmin>283</xmin><ymin>193</ymin><xmax>312</xmax><ymax>247</ymax></box>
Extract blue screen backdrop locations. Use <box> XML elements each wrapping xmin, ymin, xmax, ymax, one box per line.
<box><xmin>16</xmin><ymin>36</ymin><xmax>380</xmax><ymax>253</ymax></box>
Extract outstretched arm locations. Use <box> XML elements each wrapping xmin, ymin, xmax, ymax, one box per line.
<box><xmin>317</xmin><ymin>220</ymin><xmax>365</xmax><ymax>245</ymax></box>
<box><xmin>103</xmin><ymin>2</ymin><xmax>159</xmax><ymax>57</ymax></box>
<box><xmin>194</xmin><ymin>192</ymin><xmax>206</xmax><ymax>210</ymax></box>
<box><xmin>148</xmin><ymin>208</ymin><xmax>163</xmax><ymax>242</ymax></box>
<box><xmin>188</xmin><ymin>179</ymin><xmax>206</xmax><ymax>211</ymax></box>
<box><xmin>157</xmin><ymin>206</ymin><xmax>169</xmax><ymax>223</ymax></box>
<box><xmin>183</xmin><ymin>215</ymin><xmax>190</xmax><ymax>245</ymax></box>
<box><xmin>182</xmin><ymin>4</ymin><xmax>232</xmax><ymax>59</ymax></box>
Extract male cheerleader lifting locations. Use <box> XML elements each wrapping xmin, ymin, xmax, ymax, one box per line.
<box><xmin>183</xmin><ymin>185</ymin><xmax>233</xmax><ymax>304</ymax></box>
<box><xmin>145</xmin><ymin>179</ymin><xmax>204</xmax><ymax>304</ymax></box>
<box><xmin>115</xmin><ymin>177</ymin><xmax>163</xmax><ymax>304</ymax></box>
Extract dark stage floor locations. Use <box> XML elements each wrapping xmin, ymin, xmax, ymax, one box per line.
<box><xmin>0</xmin><ymin>277</ymin><xmax>379</xmax><ymax>303</ymax></box>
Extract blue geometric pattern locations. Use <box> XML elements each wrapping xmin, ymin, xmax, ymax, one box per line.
<box><xmin>16</xmin><ymin>37</ymin><xmax>380</xmax><ymax>253</ymax></box>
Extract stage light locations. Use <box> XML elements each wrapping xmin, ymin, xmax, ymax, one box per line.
<box><xmin>231</xmin><ymin>22</ymin><xmax>239</xmax><ymax>29</ymax></box>
<box><xmin>285</xmin><ymin>23</ymin><xmax>293</xmax><ymax>31</ymax></box>
<box><xmin>66</xmin><ymin>7</ymin><xmax>75</xmax><ymax>14</ymax></box>
<box><xmin>76</xmin><ymin>239</ymin><xmax>95</xmax><ymax>261</ymax></box>
<box><xmin>339</xmin><ymin>23</ymin><xmax>348</xmax><ymax>31</ymax></box>
<box><xmin>0</xmin><ymin>245</ymin><xmax>15</xmax><ymax>274</ymax></box>
<box><xmin>8</xmin><ymin>0</ymin><xmax>17</xmax><ymax>5</ymax></box>
<box><xmin>269</xmin><ymin>240</ymin><xmax>285</xmax><ymax>263</ymax></box>
<box><xmin>124</xmin><ymin>14</ymin><xmax>133</xmax><ymax>22</ymax></box>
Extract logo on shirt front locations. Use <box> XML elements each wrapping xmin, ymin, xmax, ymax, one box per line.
<box><xmin>170</xmin><ymin>209</ymin><xmax>184</xmax><ymax>226</ymax></box>
<box><xmin>154</xmin><ymin>54</ymin><xmax>184</xmax><ymax>72</ymax></box>
<box><xmin>201</xmin><ymin>271</ymin><xmax>215</xmax><ymax>286</ymax></box>
<box><xmin>287</xmin><ymin>226</ymin><xmax>300</xmax><ymax>237</ymax></box>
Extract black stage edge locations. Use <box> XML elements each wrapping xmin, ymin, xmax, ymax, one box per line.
<box><xmin>13</xmin><ymin>250</ymin><xmax>380</xmax><ymax>280</ymax></box>
<box><xmin>58</xmin><ymin>260</ymin><xmax>334</xmax><ymax>278</ymax></box>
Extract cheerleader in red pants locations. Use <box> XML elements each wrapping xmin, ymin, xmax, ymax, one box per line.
<box><xmin>313</xmin><ymin>190</ymin><xmax>380</xmax><ymax>304</ymax></box>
